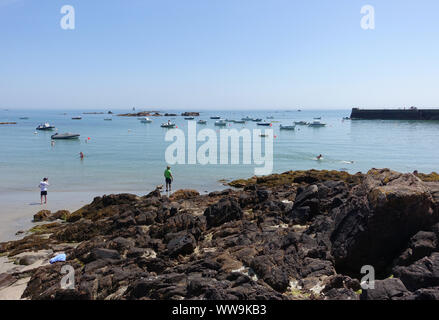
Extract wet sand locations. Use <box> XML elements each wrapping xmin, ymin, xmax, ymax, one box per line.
<box><xmin>0</xmin><ymin>190</ymin><xmax>131</xmax><ymax>242</ymax></box>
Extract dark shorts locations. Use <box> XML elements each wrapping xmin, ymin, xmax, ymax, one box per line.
<box><xmin>41</xmin><ymin>191</ymin><xmax>47</xmax><ymax>196</ymax></box>
<box><xmin>165</xmin><ymin>178</ymin><xmax>172</xmax><ymax>184</ymax></box>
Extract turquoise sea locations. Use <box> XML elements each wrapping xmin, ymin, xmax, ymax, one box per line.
<box><xmin>1</xmin><ymin>108</ymin><xmax>439</xmax><ymax>196</ymax></box>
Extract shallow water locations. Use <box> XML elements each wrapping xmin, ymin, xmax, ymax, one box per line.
<box><xmin>0</xmin><ymin>108</ymin><xmax>438</xmax><ymax>240</ymax></box>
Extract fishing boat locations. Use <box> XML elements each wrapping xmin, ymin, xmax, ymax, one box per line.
<box><xmin>72</xmin><ymin>116</ymin><xmax>82</xmax><ymax>120</ymax></box>
<box><xmin>280</xmin><ymin>125</ymin><xmax>296</xmax><ymax>130</ymax></box>
<box><xmin>197</xmin><ymin>120</ymin><xmax>207</xmax><ymax>124</ymax></box>
<box><xmin>214</xmin><ymin>120</ymin><xmax>227</xmax><ymax>126</ymax></box>
<box><xmin>161</xmin><ymin>122</ymin><xmax>176</xmax><ymax>128</ymax></box>
<box><xmin>51</xmin><ymin>132</ymin><xmax>80</xmax><ymax>140</ymax></box>
<box><xmin>294</xmin><ymin>121</ymin><xmax>308</xmax><ymax>125</ymax></box>
<box><xmin>36</xmin><ymin>123</ymin><xmax>55</xmax><ymax>131</ymax></box>
<box><xmin>184</xmin><ymin>117</ymin><xmax>195</xmax><ymax>120</ymax></box>
<box><xmin>309</xmin><ymin>120</ymin><xmax>326</xmax><ymax>127</ymax></box>
<box><xmin>257</xmin><ymin>122</ymin><xmax>271</xmax><ymax>126</ymax></box>
<box><xmin>140</xmin><ymin>117</ymin><xmax>152</xmax><ymax>123</ymax></box>
<box><xmin>210</xmin><ymin>116</ymin><xmax>221</xmax><ymax>120</ymax></box>
<box><xmin>241</xmin><ymin>116</ymin><xmax>252</xmax><ymax>121</ymax></box>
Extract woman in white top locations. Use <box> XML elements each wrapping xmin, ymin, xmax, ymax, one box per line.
<box><xmin>39</xmin><ymin>178</ymin><xmax>49</xmax><ymax>204</ymax></box>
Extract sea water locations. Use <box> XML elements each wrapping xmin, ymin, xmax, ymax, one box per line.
<box><xmin>1</xmin><ymin>108</ymin><xmax>438</xmax><ymax>241</ymax></box>
<box><xmin>1</xmin><ymin>108</ymin><xmax>438</xmax><ymax>194</ymax></box>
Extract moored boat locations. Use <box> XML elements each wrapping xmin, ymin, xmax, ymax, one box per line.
<box><xmin>51</xmin><ymin>132</ymin><xmax>80</xmax><ymax>140</ymax></box>
<box><xmin>308</xmin><ymin>120</ymin><xmax>326</xmax><ymax>127</ymax></box>
<box><xmin>214</xmin><ymin>120</ymin><xmax>227</xmax><ymax>126</ymax></box>
<box><xmin>280</xmin><ymin>124</ymin><xmax>296</xmax><ymax>130</ymax></box>
<box><xmin>161</xmin><ymin>122</ymin><xmax>176</xmax><ymax>128</ymax></box>
<box><xmin>257</xmin><ymin>122</ymin><xmax>271</xmax><ymax>126</ymax></box>
<box><xmin>210</xmin><ymin>116</ymin><xmax>221</xmax><ymax>120</ymax></box>
<box><xmin>197</xmin><ymin>120</ymin><xmax>207</xmax><ymax>124</ymax></box>
<box><xmin>140</xmin><ymin>117</ymin><xmax>152</xmax><ymax>123</ymax></box>
<box><xmin>36</xmin><ymin>123</ymin><xmax>55</xmax><ymax>131</ymax></box>
<box><xmin>294</xmin><ymin>121</ymin><xmax>308</xmax><ymax>125</ymax></box>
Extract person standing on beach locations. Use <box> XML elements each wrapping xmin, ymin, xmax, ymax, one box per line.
<box><xmin>39</xmin><ymin>178</ymin><xmax>49</xmax><ymax>204</ymax></box>
<box><xmin>164</xmin><ymin>166</ymin><xmax>173</xmax><ymax>192</ymax></box>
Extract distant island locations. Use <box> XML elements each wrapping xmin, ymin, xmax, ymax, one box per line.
<box><xmin>351</xmin><ymin>107</ymin><xmax>439</xmax><ymax>120</ymax></box>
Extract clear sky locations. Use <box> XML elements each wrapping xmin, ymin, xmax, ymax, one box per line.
<box><xmin>1</xmin><ymin>0</ymin><xmax>438</xmax><ymax>110</ymax></box>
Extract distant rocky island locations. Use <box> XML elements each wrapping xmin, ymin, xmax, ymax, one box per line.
<box><xmin>2</xmin><ymin>168</ymin><xmax>439</xmax><ymax>300</ymax></box>
<box><xmin>117</xmin><ymin>111</ymin><xmax>200</xmax><ymax>117</ymax></box>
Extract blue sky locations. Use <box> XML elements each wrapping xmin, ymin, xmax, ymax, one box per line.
<box><xmin>0</xmin><ymin>0</ymin><xmax>438</xmax><ymax>110</ymax></box>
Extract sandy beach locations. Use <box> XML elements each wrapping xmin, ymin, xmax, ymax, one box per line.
<box><xmin>0</xmin><ymin>190</ymin><xmax>134</xmax><ymax>243</ymax></box>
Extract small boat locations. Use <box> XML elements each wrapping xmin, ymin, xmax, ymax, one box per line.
<box><xmin>51</xmin><ymin>132</ymin><xmax>80</xmax><ymax>140</ymax></box>
<box><xmin>252</xmin><ymin>118</ymin><xmax>262</xmax><ymax>122</ymax></box>
<box><xmin>257</xmin><ymin>122</ymin><xmax>271</xmax><ymax>126</ymax></box>
<box><xmin>309</xmin><ymin>120</ymin><xmax>326</xmax><ymax>127</ymax></box>
<box><xmin>233</xmin><ymin>120</ymin><xmax>245</xmax><ymax>124</ymax></box>
<box><xmin>104</xmin><ymin>118</ymin><xmax>112</xmax><ymax>121</ymax></box>
<box><xmin>214</xmin><ymin>120</ymin><xmax>227</xmax><ymax>126</ymax></box>
<box><xmin>267</xmin><ymin>116</ymin><xmax>274</xmax><ymax>119</ymax></box>
<box><xmin>260</xmin><ymin>134</ymin><xmax>269</xmax><ymax>138</ymax></box>
<box><xmin>294</xmin><ymin>121</ymin><xmax>308</xmax><ymax>125</ymax></box>
<box><xmin>36</xmin><ymin>123</ymin><xmax>55</xmax><ymax>131</ymax></box>
<box><xmin>184</xmin><ymin>117</ymin><xmax>195</xmax><ymax>120</ymax></box>
<box><xmin>140</xmin><ymin>117</ymin><xmax>152</xmax><ymax>123</ymax></box>
<box><xmin>313</xmin><ymin>117</ymin><xmax>322</xmax><ymax>120</ymax></box>
<box><xmin>342</xmin><ymin>117</ymin><xmax>351</xmax><ymax>120</ymax></box>
<box><xmin>210</xmin><ymin>116</ymin><xmax>221</xmax><ymax>120</ymax></box>
<box><xmin>161</xmin><ymin>122</ymin><xmax>176</xmax><ymax>128</ymax></box>
<box><xmin>280</xmin><ymin>125</ymin><xmax>296</xmax><ymax>130</ymax></box>
<box><xmin>19</xmin><ymin>117</ymin><xmax>29</xmax><ymax>120</ymax></box>
<box><xmin>72</xmin><ymin>116</ymin><xmax>82</xmax><ymax>120</ymax></box>
<box><xmin>241</xmin><ymin>116</ymin><xmax>252</xmax><ymax>121</ymax></box>
<box><xmin>225</xmin><ymin>119</ymin><xmax>234</xmax><ymax>122</ymax></box>
<box><xmin>197</xmin><ymin>120</ymin><xmax>207</xmax><ymax>124</ymax></box>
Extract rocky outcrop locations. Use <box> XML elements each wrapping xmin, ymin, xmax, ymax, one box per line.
<box><xmin>1</xmin><ymin>168</ymin><xmax>439</xmax><ymax>300</ymax></box>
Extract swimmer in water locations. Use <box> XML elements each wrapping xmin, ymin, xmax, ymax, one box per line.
<box><xmin>79</xmin><ymin>152</ymin><xmax>84</xmax><ymax>160</ymax></box>
<box><xmin>316</xmin><ymin>154</ymin><xmax>323</xmax><ymax>160</ymax></box>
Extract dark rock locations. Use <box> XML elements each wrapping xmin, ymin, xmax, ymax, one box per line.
<box><xmin>91</xmin><ymin>248</ymin><xmax>121</xmax><ymax>261</ymax></box>
<box><xmin>393</xmin><ymin>252</ymin><xmax>439</xmax><ymax>291</ymax></box>
<box><xmin>33</xmin><ymin>210</ymin><xmax>51</xmax><ymax>222</ymax></box>
<box><xmin>360</xmin><ymin>278</ymin><xmax>409</xmax><ymax>300</ymax></box>
<box><xmin>204</xmin><ymin>198</ymin><xmax>243</xmax><ymax>228</ymax></box>
<box><xmin>167</xmin><ymin>233</ymin><xmax>196</xmax><ymax>257</ymax></box>
<box><xmin>331</xmin><ymin>170</ymin><xmax>439</xmax><ymax>276</ymax></box>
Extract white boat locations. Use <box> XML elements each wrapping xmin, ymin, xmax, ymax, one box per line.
<box><xmin>51</xmin><ymin>132</ymin><xmax>80</xmax><ymax>140</ymax></box>
<box><xmin>309</xmin><ymin>120</ymin><xmax>326</xmax><ymax>127</ymax></box>
<box><xmin>252</xmin><ymin>118</ymin><xmax>262</xmax><ymax>122</ymax></box>
<box><xmin>161</xmin><ymin>122</ymin><xmax>176</xmax><ymax>128</ymax></box>
<box><xmin>214</xmin><ymin>120</ymin><xmax>227</xmax><ymax>126</ymax></box>
<box><xmin>280</xmin><ymin>125</ymin><xmax>296</xmax><ymax>130</ymax></box>
<box><xmin>36</xmin><ymin>123</ymin><xmax>55</xmax><ymax>131</ymax></box>
<box><xmin>140</xmin><ymin>117</ymin><xmax>152</xmax><ymax>123</ymax></box>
